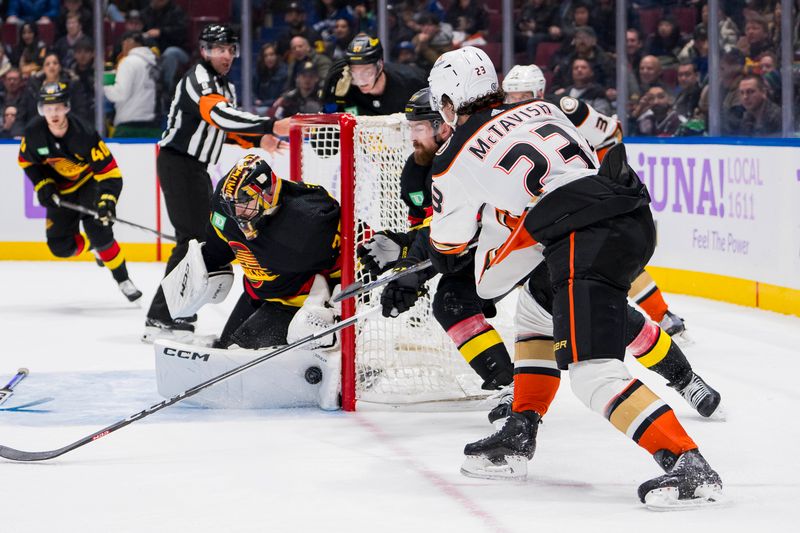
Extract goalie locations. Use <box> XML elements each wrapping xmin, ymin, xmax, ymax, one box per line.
<box><xmin>161</xmin><ymin>154</ymin><xmax>342</xmax><ymax>350</ymax></box>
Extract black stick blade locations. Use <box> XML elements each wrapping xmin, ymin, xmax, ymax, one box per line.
<box><xmin>0</xmin><ymin>445</ymin><xmax>65</xmax><ymax>462</ymax></box>
<box><xmin>332</xmin><ymin>281</ymin><xmax>364</xmax><ymax>303</ymax></box>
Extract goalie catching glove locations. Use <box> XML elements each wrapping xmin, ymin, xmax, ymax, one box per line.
<box><xmin>380</xmin><ymin>258</ymin><xmax>429</xmax><ymax>318</ymax></box>
<box><xmin>287</xmin><ymin>274</ymin><xmax>340</xmax><ymax>350</ymax></box>
<box><xmin>161</xmin><ymin>239</ymin><xmax>234</xmax><ymax>319</ymax></box>
<box><xmin>356</xmin><ymin>230</ymin><xmax>414</xmax><ymax>277</ymax></box>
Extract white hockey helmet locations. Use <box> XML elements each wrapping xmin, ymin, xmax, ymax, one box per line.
<box><xmin>428</xmin><ymin>46</ymin><xmax>499</xmax><ymax>127</ymax></box>
<box><xmin>502</xmin><ymin>64</ymin><xmax>546</xmax><ymax>97</ymax></box>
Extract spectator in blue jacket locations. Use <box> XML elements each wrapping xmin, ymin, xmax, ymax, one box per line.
<box><xmin>254</xmin><ymin>43</ymin><xmax>288</xmax><ymax>113</ymax></box>
<box><xmin>6</xmin><ymin>0</ymin><xmax>60</xmax><ymax>25</ymax></box>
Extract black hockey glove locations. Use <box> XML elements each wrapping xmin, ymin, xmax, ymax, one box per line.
<box><xmin>36</xmin><ymin>180</ymin><xmax>60</xmax><ymax>209</ymax></box>
<box><xmin>96</xmin><ymin>193</ymin><xmax>117</xmax><ymax>226</ymax></box>
<box><xmin>380</xmin><ymin>259</ymin><xmax>428</xmax><ymax>318</ymax></box>
<box><xmin>429</xmin><ymin>247</ymin><xmax>473</xmax><ymax>274</ymax></box>
<box><xmin>357</xmin><ymin>230</ymin><xmax>413</xmax><ymax>277</ymax></box>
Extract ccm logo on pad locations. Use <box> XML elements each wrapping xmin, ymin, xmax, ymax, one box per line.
<box><xmin>162</xmin><ymin>347</ymin><xmax>210</xmax><ymax>362</ymax></box>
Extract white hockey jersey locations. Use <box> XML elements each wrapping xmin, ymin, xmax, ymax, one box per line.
<box><xmin>429</xmin><ymin>99</ymin><xmax>601</xmax><ymax>298</ymax></box>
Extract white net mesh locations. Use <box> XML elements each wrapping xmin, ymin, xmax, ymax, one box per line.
<box><xmin>295</xmin><ymin>114</ymin><xmax>490</xmax><ymax>408</ymax></box>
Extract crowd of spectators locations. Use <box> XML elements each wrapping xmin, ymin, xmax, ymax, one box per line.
<box><xmin>0</xmin><ymin>0</ymin><xmax>796</xmax><ymax>138</ymax></box>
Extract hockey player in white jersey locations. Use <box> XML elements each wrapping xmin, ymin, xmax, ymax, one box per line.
<box><xmin>502</xmin><ymin>64</ymin><xmax>689</xmax><ymax>342</ymax></box>
<box><xmin>426</xmin><ymin>47</ymin><xmax>723</xmax><ymax>509</ymax></box>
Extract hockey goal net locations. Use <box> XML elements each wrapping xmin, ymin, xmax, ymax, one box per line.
<box><xmin>289</xmin><ymin>113</ymin><xmax>492</xmax><ymax>411</ymax></box>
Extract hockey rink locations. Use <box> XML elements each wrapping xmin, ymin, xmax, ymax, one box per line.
<box><xmin>0</xmin><ymin>261</ymin><xmax>797</xmax><ymax>532</ymax></box>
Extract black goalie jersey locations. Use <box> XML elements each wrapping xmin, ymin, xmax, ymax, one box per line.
<box><xmin>203</xmin><ymin>179</ymin><xmax>342</xmax><ymax>306</ymax></box>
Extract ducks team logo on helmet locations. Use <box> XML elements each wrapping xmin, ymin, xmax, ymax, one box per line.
<box><xmin>221</xmin><ymin>154</ymin><xmax>281</xmax><ymax>240</ymax></box>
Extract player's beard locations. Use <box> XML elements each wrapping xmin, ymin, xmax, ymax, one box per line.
<box><xmin>412</xmin><ymin>141</ymin><xmax>437</xmax><ymax>166</ymax></box>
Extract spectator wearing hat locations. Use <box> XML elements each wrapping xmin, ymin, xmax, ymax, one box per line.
<box><xmin>70</xmin><ymin>36</ymin><xmax>96</xmax><ymax>124</ymax></box>
<box><xmin>678</xmin><ymin>26</ymin><xmax>710</xmax><ymax>81</ymax></box>
<box><xmin>5</xmin><ymin>0</ymin><xmax>59</xmax><ymax>25</ymax></box>
<box><xmin>395</xmin><ymin>41</ymin><xmax>417</xmax><ymax>66</ymax></box>
<box><xmin>412</xmin><ymin>12</ymin><xmax>454</xmax><ymax>73</ymax></box>
<box><xmin>53</xmin><ymin>12</ymin><xmax>88</xmax><ymax>70</ymax></box>
<box><xmin>286</xmin><ymin>35</ymin><xmax>332</xmax><ymax>91</ymax></box>
<box><xmin>270</xmin><ymin>61</ymin><xmax>324</xmax><ymax>119</ymax></box>
<box><xmin>254</xmin><ymin>43</ymin><xmax>288</xmax><ymax>112</ymax></box>
<box><xmin>645</xmin><ymin>18</ymin><xmax>685</xmax><ymax>68</ymax></box>
<box><xmin>734</xmin><ymin>74</ymin><xmax>781</xmax><ymax>136</ymax></box>
<box><xmin>140</xmin><ymin>0</ymin><xmax>190</xmax><ymax>95</ymax></box>
<box><xmin>277</xmin><ymin>2</ymin><xmax>325</xmax><ymax>58</ymax></box>
<box><xmin>325</xmin><ymin>17</ymin><xmax>354</xmax><ymax>61</ymax></box>
<box><xmin>551</xmin><ymin>26</ymin><xmax>615</xmax><ymax>93</ymax></box>
<box><xmin>104</xmin><ymin>31</ymin><xmax>161</xmax><ymax>138</ymax></box>
<box><xmin>125</xmin><ymin>9</ymin><xmax>145</xmax><ymax>33</ymax></box>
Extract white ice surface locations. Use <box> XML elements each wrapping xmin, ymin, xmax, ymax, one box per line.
<box><xmin>0</xmin><ymin>261</ymin><xmax>798</xmax><ymax>532</ymax></box>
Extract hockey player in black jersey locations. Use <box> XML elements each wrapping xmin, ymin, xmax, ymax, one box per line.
<box><xmin>357</xmin><ymin>88</ymin><xmax>515</xmax><ymax>394</ymax></box>
<box><xmin>321</xmin><ymin>34</ymin><xmax>427</xmax><ymax>116</ymax></box>
<box><xmin>194</xmin><ymin>154</ymin><xmax>341</xmax><ymax>349</ymax></box>
<box><xmin>18</xmin><ymin>82</ymin><xmax>142</xmax><ymax>302</ymax></box>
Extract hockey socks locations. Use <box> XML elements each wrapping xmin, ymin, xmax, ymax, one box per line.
<box><xmin>445</xmin><ymin>315</ymin><xmax>513</xmax><ymax>389</ymax></box>
<box><xmin>512</xmin><ymin>336</ymin><xmax>560</xmax><ymax>417</ymax></box>
<box><xmin>631</xmin><ymin>272</ymin><xmax>669</xmax><ymax>323</ymax></box>
<box><xmin>627</xmin><ymin>318</ymin><xmax>691</xmax><ymax>386</ymax></box>
<box><xmin>94</xmin><ymin>240</ymin><xmax>129</xmax><ymax>282</ymax></box>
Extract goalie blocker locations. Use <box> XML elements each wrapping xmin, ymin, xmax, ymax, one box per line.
<box><xmin>161</xmin><ymin>239</ymin><xmax>234</xmax><ymax>319</ymax></box>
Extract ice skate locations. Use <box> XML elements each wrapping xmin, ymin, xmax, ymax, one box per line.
<box><xmin>674</xmin><ymin>372</ymin><xmax>724</xmax><ymax>420</ymax></box>
<box><xmin>461</xmin><ymin>410</ymin><xmax>539</xmax><ymax>480</ymax></box>
<box><xmin>638</xmin><ymin>449</ymin><xmax>725</xmax><ymax>510</ymax></box>
<box><xmin>661</xmin><ymin>310</ymin><xmax>692</xmax><ymax>346</ymax></box>
<box><xmin>487</xmin><ymin>383</ymin><xmax>514</xmax><ymax>425</ymax></box>
<box><xmin>118</xmin><ymin>279</ymin><xmax>143</xmax><ymax>303</ymax></box>
<box><xmin>142</xmin><ymin>317</ymin><xmax>195</xmax><ymax>343</ymax></box>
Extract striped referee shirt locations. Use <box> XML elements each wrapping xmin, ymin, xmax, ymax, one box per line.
<box><xmin>159</xmin><ymin>61</ymin><xmax>274</xmax><ymax>164</ymax></box>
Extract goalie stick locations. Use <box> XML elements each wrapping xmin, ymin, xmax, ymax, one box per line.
<box><xmin>0</xmin><ymin>306</ymin><xmax>380</xmax><ymax>462</ymax></box>
<box><xmin>58</xmin><ymin>200</ymin><xmax>177</xmax><ymax>242</ymax></box>
<box><xmin>0</xmin><ymin>368</ymin><xmax>29</xmax><ymax>405</ymax></box>
<box><xmin>334</xmin><ymin>242</ymin><xmax>479</xmax><ymax>304</ymax></box>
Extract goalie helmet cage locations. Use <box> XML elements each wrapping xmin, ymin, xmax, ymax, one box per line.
<box><xmin>289</xmin><ymin>113</ymin><xmax>492</xmax><ymax>412</ymax></box>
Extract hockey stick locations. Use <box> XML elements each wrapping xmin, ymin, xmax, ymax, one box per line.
<box><xmin>0</xmin><ymin>368</ymin><xmax>29</xmax><ymax>406</ymax></box>
<box><xmin>333</xmin><ymin>242</ymin><xmax>479</xmax><ymax>303</ymax></box>
<box><xmin>58</xmin><ymin>200</ymin><xmax>177</xmax><ymax>242</ymax></box>
<box><xmin>0</xmin><ymin>306</ymin><xmax>380</xmax><ymax>462</ymax></box>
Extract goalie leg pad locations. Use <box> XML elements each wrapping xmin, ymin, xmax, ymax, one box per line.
<box><xmin>161</xmin><ymin>239</ymin><xmax>210</xmax><ymax>319</ymax></box>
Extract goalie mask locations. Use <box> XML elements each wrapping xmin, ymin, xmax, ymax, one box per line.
<box><xmin>220</xmin><ymin>154</ymin><xmax>281</xmax><ymax>240</ymax></box>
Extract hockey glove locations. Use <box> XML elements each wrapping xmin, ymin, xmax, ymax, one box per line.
<box><xmin>357</xmin><ymin>230</ymin><xmax>413</xmax><ymax>277</ymax></box>
<box><xmin>35</xmin><ymin>180</ymin><xmax>60</xmax><ymax>209</ymax></box>
<box><xmin>380</xmin><ymin>259</ymin><xmax>428</xmax><ymax>318</ymax></box>
<box><xmin>320</xmin><ymin>58</ymin><xmax>351</xmax><ymax>105</ymax></box>
<box><xmin>96</xmin><ymin>193</ymin><xmax>117</xmax><ymax>226</ymax></box>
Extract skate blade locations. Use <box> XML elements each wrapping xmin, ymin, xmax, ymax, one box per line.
<box><xmin>460</xmin><ymin>454</ymin><xmax>528</xmax><ymax>481</ymax></box>
<box><xmin>644</xmin><ymin>484</ymin><xmax>727</xmax><ymax>511</ymax></box>
<box><xmin>706</xmin><ymin>403</ymin><xmax>727</xmax><ymax>422</ymax></box>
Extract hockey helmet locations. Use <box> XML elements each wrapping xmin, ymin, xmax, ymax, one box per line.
<box><xmin>502</xmin><ymin>65</ymin><xmax>546</xmax><ymax>97</ymax></box>
<box><xmin>37</xmin><ymin>82</ymin><xmax>70</xmax><ymax>115</ymax></box>
<box><xmin>404</xmin><ymin>88</ymin><xmax>440</xmax><ymax>122</ymax></box>
<box><xmin>428</xmin><ymin>46</ymin><xmax>499</xmax><ymax>127</ymax></box>
<box><xmin>199</xmin><ymin>23</ymin><xmax>240</xmax><ymax>57</ymax></box>
<box><xmin>220</xmin><ymin>154</ymin><xmax>281</xmax><ymax>240</ymax></box>
<box><xmin>346</xmin><ymin>34</ymin><xmax>383</xmax><ymax>65</ymax></box>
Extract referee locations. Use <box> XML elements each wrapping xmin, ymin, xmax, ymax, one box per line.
<box><xmin>144</xmin><ymin>23</ymin><xmax>290</xmax><ymax>341</ymax></box>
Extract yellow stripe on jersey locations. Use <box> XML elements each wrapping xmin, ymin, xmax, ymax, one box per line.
<box><xmin>266</xmin><ymin>294</ymin><xmax>308</xmax><ymax>308</ymax></box>
<box><xmin>94</xmin><ymin>168</ymin><xmax>123</xmax><ymax>181</ymax></box>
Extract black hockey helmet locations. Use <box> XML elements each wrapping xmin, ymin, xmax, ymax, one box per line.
<box><xmin>220</xmin><ymin>154</ymin><xmax>281</xmax><ymax>240</ymax></box>
<box><xmin>346</xmin><ymin>34</ymin><xmax>383</xmax><ymax>65</ymax></box>
<box><xmin>405</xmin><ymin>88</ymin><xmax>440</xmax><ymax>122</ymax></box>
<box><xmin>199</xmin><ymin>23</ymin><xmax>239</xmax><ymax>56</ymax></box>
<box><xmin>37</xmin><ymin>82</ymin><xmax>70</xmax><ymax>115</ymax></box>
